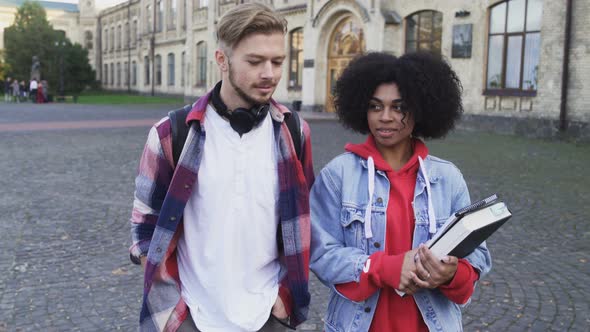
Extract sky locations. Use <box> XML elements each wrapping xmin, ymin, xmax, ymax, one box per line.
<box><xmin>57</xmin><ymin>0</ymin><xmax>128</xmax><ymax>10</ymax></box>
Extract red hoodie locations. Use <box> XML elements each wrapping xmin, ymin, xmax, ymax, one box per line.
<box><xmin>336</xmin><ymin>136</ymin><xmax>479</xmax><ymax>332</ymax></box>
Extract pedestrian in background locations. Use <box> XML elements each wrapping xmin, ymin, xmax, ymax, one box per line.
<box><xmin>11</xmin><ymin>79</ymin><xmax>20</xmax><ymax>103</ymax></box>
<box><xmin>29</xmin><ymin>79</ymin><xmax>38</xmax><ymax>103</ymax></box>
<box><xmin>19</xmin><ymin>80</ymin><xmax>26</xmax><ymax>102</ymax></box>
<box><xmin>129</xmin><ymin>3</ymin><xmax>314</xmax><ymax>331</ymax></box>
<box><xmin>41</xmin><ymin>80</ymin><xmax>48</xmax><ymax>103</ymax></box>
<box><xmin>310</xmin><ymin>52</ymin><xmax>492</xmax><ymax>332</ymax></box>
<box><xmin>3</xmin><ymin>77</ymin><xmax>11</xmax><ymax>102</ymax></box>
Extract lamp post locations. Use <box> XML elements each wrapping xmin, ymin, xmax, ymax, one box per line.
<box><xmin>54</xmin><ymin>40</ymin><xmax>66</xmax><ymax>100</ymax></box>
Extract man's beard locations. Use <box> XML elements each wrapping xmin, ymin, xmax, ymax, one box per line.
<box><xmin>227</xmin><ymin>61</ymin><xmax>272</xmax><ymax>107</ymax></box>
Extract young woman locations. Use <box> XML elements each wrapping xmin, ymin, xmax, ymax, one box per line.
<box><xmin>310</xmin><ymin>52</ymin><xmax>492</xmax><ymax>331</ymax></box>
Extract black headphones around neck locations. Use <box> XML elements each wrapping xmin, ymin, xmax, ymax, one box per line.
<box><xmin>210</xmin><ymin>81</ymin><xmax>270</xmax><ymax>136</ymax></box>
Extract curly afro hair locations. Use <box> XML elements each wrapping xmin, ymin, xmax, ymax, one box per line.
<box><xmin>334</xmin><ymin>51</ymin><xmax>464</xmax><ymax>139</ymax></box>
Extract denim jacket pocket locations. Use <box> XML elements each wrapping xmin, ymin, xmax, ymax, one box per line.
<box><xmin>340</xmin><ymin>207</ymin><xmax>366</xmax><ymax>251</ymax></box>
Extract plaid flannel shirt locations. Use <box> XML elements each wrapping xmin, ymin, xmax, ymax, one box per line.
<box><xmin>130</xmin><ymin>89</ymin><xmax>314</xmax><ymax>331</ymax></box>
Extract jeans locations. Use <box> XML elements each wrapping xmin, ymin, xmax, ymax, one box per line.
<box><xmin>177</xmin><ymin>311</ymin><xmax>289</xmax><ymax>332</ymax></box>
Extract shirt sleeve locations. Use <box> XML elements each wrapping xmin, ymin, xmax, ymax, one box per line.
<box><xmin>336</xmin><ymin>252</ymin><xmax>405</xmax><ymax>302</ymax></box>
<box><xmin>438</xmin><ymin>258</ymin><xmax>480</xmax><ymax>304</ymax></box>
<box><xmin>129</xmin><ymin>122</ymin><xmax>174</xmax><ymax>264</ymax></box>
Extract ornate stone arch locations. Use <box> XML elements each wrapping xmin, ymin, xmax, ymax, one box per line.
<box><xmin>313</xmin><ymin>0</ymin><xmax>369</xmax><ymax>28</ymax></box>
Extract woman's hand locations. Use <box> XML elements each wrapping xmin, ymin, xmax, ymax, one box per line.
<box><xmin>398</xmin><ymin>248</ymin><xmax>421</xmax><ymax>295</ymax></box>
<box><xmin>411</xmin><ymin>244</ymin><xmax>458</xmax><ymax>289</ymax></box>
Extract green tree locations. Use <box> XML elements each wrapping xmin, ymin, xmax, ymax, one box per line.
<box><xmin>4</xmin><ymin>1</ymin><xmax>59</xmax><ymax>83</ymax></box>
<box><xmin>4</xmin><ymin>1</ymin><xmax>95</xmax><ymax>96</ymax></box>
<box><xmin>62</xmin><ymin>42</ymin><xmax>96</xmax><ymax>96</ymax></box>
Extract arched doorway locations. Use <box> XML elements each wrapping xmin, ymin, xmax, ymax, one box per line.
<box><xmin>326</xmin><ymin>15</ymin><xmax>365</xmax><ymax>112</ymax></box>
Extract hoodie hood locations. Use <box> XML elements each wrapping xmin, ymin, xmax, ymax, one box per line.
<box><xmin>345</xmin><ymin>135</ymin><xmax>429</xmax><ymax>172</ymax></box>
<box><xmin>344</xmin><ymin>136</ymin><xmax>438</xmax><ymax>237</ymax></box>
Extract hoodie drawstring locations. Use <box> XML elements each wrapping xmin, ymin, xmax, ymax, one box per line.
<box><xmin>364</xmin><ymin>157</ymin><xmax>375</xmax><ymax>239</ymax></box>
<box><xmin>418</xmin><ymin>156</ymin><xmax>437</xmax><ymax>234</ymax></box>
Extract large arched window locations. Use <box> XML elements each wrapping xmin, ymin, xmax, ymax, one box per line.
<box><xmin>196</xmin><ymin>41</ymin><xmax>207</xmax><ymax>86</ymax></box>
<box><xmin>289</xmin><ymin>28</ymin><xmax>303</xmax><ymax>89</ymax></box>
<box><xmin>405</xmin><ymin>10</ymin><xmax>443</xmax><ymax>53</ymax></box>
<box><xmin>168</xmin><ymin>53</ymin><xmax>175</xmax><ymax>86</ymax></box>
<box><xmin>486</xmin><ymin>0</ymin><xmax>542</xmax><ymax>94</ymax></box>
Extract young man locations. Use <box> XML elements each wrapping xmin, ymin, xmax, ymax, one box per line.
<box><xmin>129</xmin><ymin>3</ymin><xmax>314</xmax><ymax>332</ymax></box>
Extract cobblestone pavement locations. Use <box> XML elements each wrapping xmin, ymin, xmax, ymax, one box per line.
<box><xmin>0</xmin><ymin>103</ymin><xmax>588</xmax><ymax>331</ymax></box>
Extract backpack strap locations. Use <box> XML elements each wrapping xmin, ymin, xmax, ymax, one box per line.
<box><xmin>168</xmin><ymin>104</ymin><xmax>192</xmax><ymax>167</ymax></box>
<box><xmin>285</xmin><ymin>111</ymin><xmax>302</xmax><ymax>161</ymax></box>
<box><xmin>169</xmin><ymin>105</ymin><xmax>303</xmax><ymax>167</ymax></box>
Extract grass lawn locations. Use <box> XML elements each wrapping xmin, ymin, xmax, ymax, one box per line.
<box><xmin>72</xmin><ymin>91</ymin><xmax>185</xmax><ymax>105</ymax></box>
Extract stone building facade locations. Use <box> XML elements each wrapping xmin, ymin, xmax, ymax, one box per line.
<box><xmin>1</xmin><ymin>0</ymin><xmax>587</xmax><ymax>138</ymax></box>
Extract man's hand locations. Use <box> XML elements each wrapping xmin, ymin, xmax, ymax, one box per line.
<box><xmin>411</xmin><ymin>244</ymin><xmax>458</xmax><ymax>289</ymax></box>
<box><xmin>398</xmin><ymin>248</ymin><xmax>420</xmax><ymax>295</ymax></box>
<box><xmin>140</xmin><ymin>256</ymin><xmax>147</xmax><ymax>270</ymax></box>
<box><xmin>271</xmin><ymin>296</ymin><xmax>288</xmax><ymax>319</ymax></box>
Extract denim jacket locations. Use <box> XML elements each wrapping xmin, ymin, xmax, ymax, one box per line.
<box><xmin>310</xmin><ymin>152</ymin><xmax>492</xmax><ymax>332</ymax></box>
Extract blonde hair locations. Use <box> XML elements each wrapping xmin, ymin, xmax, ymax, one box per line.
<box><xmin>217</xmin><ymin>2</ymin><xmax>287</xmax><ymax>53</ymax></box>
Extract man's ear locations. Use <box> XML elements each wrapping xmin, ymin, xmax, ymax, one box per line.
<box><xmin>215</xmin><ymin>49</ymin><xmax>228</xmax><ymax>72</ymax></box>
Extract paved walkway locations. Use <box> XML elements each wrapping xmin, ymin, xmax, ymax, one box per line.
<box><xmin>0</xmin><ymin>102</ymin><xmax>588</xmax><ymax>331</ymax></box>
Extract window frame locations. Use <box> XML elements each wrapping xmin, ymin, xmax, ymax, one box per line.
<box><xmin>196</xmin><ymin>41</ymin><xmax>207</xmax><ymax>87</ymax></box>
<box><xmin>484</xmin><ymin>0</ymin><xmax>541</xmax><ymax>96</ymax></box>
<box><xmin>288</xmin><ymin>28</ymin><xmax>303</xmax><ymax>90</ymax></box>
<box><xmin>404</xmin><ymin>10</ymin><xmax>443</xmax><ymax>54</ymax></box>
<box><xmin>167</xmin><ymin>53</ymin><xmax>175</xmax><ymax>86</ymax></box>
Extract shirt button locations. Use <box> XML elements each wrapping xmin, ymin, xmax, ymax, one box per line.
<box><xmin>184</xmin><ymin>184</ymin><xmax>190</xmax><ymax>189</ymax></box>
<box><xmin>374</xmin><ymin>242</ymin><xmax>381</xmax><ymax>248</ymax></box>
<box><xmin>376</xmin><ymin>197</ymin><xmax>383</xmax><ymax>204</ymax></box>
<box><xmin>170</xmin><ymin>216</ymin><xmax>176</xmax><ymax>221</ymax></box>
<box><xmin>364</xmin><ymin>307</ymin><xmax>371</xmax><ymax>313</ymax></box>
<box><xmin>156</xmin><ymin>247</ymin><xmax>162</xmax><ymax>253</ymax></box>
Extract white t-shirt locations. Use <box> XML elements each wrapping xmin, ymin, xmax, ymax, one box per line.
<box><xmin>177</xmin><ymin>104</ymin><xmax>280</xmax><ymax>332</ymax></box>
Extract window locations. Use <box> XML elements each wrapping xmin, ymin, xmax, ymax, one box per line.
<box><xmin>157</xmin><ymin>0</ymin><xmax>163</xmax><ymax>32</ymax></box>
<box><xmin>486</xmin><ymin>0</ymin><xmax>542</xmax><ymax>93</ymax></box>
<box><xmin>104</xmin><ymin>28</ymin><xmax>108</xmax><ymax>51</ymax></box>
<box><xmin>103</xmin><ymin>64</ymin><xmax>108</xmax><ymax>84</ymax></box>
<box><xmin>110</xmin><ymin>63</ymin><xmax>114</xmax><ymax>85</ymax></box>
<box><xmin>132</xmin><ymin>20</ymin><xmax>138</xmax><ymax>46</ymax></box>
<box><xmin>117</xmin><ymin>62</ymin><xmax>121</xmax><ymax>86</ymax></box>
<box><xmin>84</xmin><ymin>31</ymin><xmax>93</xmax><ymax>50</ymax></box>
<box><xmin>110</xmin><ymin>27</ymin><xmax>115</xmax><ymax>51</ymax></box>
<box><xmin>405</xmin><ymin>11</ymin><xmax>443</xmax><ymax>53</ymax></box>
<box><xmin>181</xmin><ymin>51</ymin><xmax>185</xmax><ymax>87</ymax></box>
<box><xmin>169</xmin><ymin>0</ymin><xmax>177</xmax><ymax>29</ymax></box>
<box><xmin>124</xmin><ymin>22</ymin><xmax>129</xmax><ymax>48</ymax></box>
<box><xmin>182</xmin><ymin>0</ymin><xmax>187</xmax><ymax>30</ymax></box>
<box><xmin>132</xmin><ymin>61</ymin><xmax>137</xmax><ymax>85</ymax></box>
<box><xmin>124</xmin><ymin>61</ymin><xmax>128</xmax><ymax>85</ymax></box>
<box><xmin>198</xmin><ymin>0</ymin><xmax>208</xmax><ymax>8</ymax></box>
<box><xmin>289</xmin><ymin>28</ymin><xmax>303</xmax><ymax>89</ymax></box>
<box><xmin>196</xmin><ymin>41</ymin><xmax>207</xmax><ymax>86</ymax></box>
<box><xmin>146</xmin><ymin>5</ymin><xmax>152</xmax><ymax>32</ymax></box>
<box><xmin>168</xmin><ymin>53</ymin><xmax>175</xmax><ymax>86</ymax></box>
<box><xmin>117</xmin><ymin>25</ymin><xmax>122</xmax><ymax>49</ymax></box>
<box><xmin>156</xmin><ymin>54</ymin><xmax>162</xmax><ymax>85</ymax></box>
<box><xmin>144</xmin><ymin>56</ymin><xmax>150</xmax><ymax>85</ymax></box>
